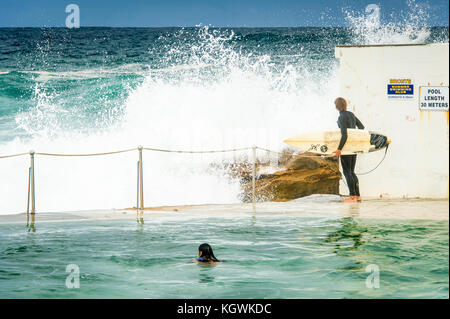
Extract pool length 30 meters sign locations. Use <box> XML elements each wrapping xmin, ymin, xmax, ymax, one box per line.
<box><xmin>419</xmin><ymin>86</ymin><xmax>449</xmax><ymax>111</ymax></box>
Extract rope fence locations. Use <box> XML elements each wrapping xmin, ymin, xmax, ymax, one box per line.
<box><xmin>0</xmin><ymin>152</ymin><xmax>29</xmax><ymax>159</ymax></box>
<box><xmin>0</xmin><ymin>145</ymin><xmax>334</xmax><ymax>220</ymax></box>
<box><xmin>35</xmin><ymin>147</ymin><xmax>137</xmax><ymax>157</ymax></box>
<box><xmin>0</xmin><ymin>146</ymin><xmax>330</xmax><ymax>159</ymax></box>
<box><xmin>255</xmin><ymin>146</ymin><xmax>335</xmax><ymax>158</ymax></box>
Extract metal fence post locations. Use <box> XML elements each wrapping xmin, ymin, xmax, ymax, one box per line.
<box><xmin>27</xmin><ymin>167</ymin><xmax>31</xmax><ymax>217</ymax></box>
<box><xmin>252</xmin><ymin>146</ymin><xmax>256</xmax><ymax>204</ymax></box>
<box><xmin>138</xmin><ymin>146</ymin><xmax>144</xmax><ymax>212</ymax></box>
<box><xmin>30</xmin><ymin>151</ymin><xmax>35</xmax><ymax>215</ymax></box>
<box><xmin>137</xmin><ymin>161</ymin><xmax>140</xmax><ymax>213</ymax></box>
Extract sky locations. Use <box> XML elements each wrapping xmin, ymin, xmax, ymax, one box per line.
<box><xmin>0</xmin><ymin>0</ymin><xmax>448</xmax><ymax>27</ymax></box>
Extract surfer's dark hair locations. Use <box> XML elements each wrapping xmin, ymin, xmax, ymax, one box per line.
<box><xmin>335</xmin><ymin>97</ymin><xmax>347</xmax><ymax>111</ymax></box>
<box><xmin>198</xmin><ymin>243</ymin><xmax>219</xmax><ymax>262</ymax></box>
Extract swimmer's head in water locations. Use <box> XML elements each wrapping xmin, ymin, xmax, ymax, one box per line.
<box><xmin>198</xmin><ymin>243</ymin><xmax>219</xmax><ymax>262</ymax></box>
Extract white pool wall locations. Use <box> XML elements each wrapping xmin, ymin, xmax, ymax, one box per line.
<box><xmin>335</xmin><ymin>43</ymin><xmax>449</xmax><ymax>199</ymax></box>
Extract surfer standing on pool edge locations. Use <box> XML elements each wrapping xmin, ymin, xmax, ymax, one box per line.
<box><xmin>332</xmin><ymin>97</ymin><xmax>364</xmax><ymax>203</ymax></box>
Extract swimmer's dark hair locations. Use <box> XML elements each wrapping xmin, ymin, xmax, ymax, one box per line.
<box><xmin>198</xmin><ymin>243</ymin><xmax>219</xmax><ymax>262</ymax></box>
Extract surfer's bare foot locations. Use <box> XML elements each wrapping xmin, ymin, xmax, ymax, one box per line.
<box><xmin>356</xmin><ymin>196</ymin><xmax>362</xmax><ymax>202</ymax></box>
<box><xmin>343</xmin><ymin>196</ymin><xmax>358</xmax><ymax>203</ymax></box>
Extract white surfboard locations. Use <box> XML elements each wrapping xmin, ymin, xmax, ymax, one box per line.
<box><xmin>284</xmin><ymin>129</ymin><xmax>390</xmax><ymax>155</ymax></box>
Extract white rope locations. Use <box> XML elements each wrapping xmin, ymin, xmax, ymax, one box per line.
<box><xmin>255</xmin><ymin>146</ymin><xmax>336</xmax><ymax>158</ymax></box>
<box><xmin>1</xmin><ymin>146</ymin><xmax>334</xmax><ymax>159</ymax></box>
<box><xmin>0</xmin><ymin>152</ymin><xmax>28</xmax><ymax>159</ymax></box>
<box><xmin>35</xmin><ymin>148</ymin><xmax>137</xmax><ymax>157</ymax></box>
<box><xmin>142</xmin><ymin>146</ymin><xmax>252</xmax><ymax>154</ymax></box>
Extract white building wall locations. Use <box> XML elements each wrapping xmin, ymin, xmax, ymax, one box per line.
<box><xmin>335</xmin><ymin>43</ymin><xmax>449</xmax><ymax>199</ymax></box>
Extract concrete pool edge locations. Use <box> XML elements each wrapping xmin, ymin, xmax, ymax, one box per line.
<box><xmin>0</xmin><ymin>196</ymin><xmax>448</xmax><ymax>224</ymax></box>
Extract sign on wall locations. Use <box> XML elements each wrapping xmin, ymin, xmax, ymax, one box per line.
<box><xmin>387</xmin><ymin>78</ymin><xmax>414</xmax><ymax>99</ymax></box>
<box><xmin>419</xmin><ymin>86</ymin><xmax>449</xmax><ymax>111</ymax></box>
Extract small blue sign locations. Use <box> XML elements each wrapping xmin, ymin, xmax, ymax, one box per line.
<box><xmin>387</xmin><ymin>84</ymin><xmax>414</xmax><ymax>96</ymax></box>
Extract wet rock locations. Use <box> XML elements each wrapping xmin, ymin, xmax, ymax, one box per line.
<box><xmin>239</xmin><ymin>152</ymin><xmax>341</xmax><ymax>202</ymax></box>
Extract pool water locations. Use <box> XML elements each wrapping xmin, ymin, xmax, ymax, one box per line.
<box><xmin>0</xmin><ymin>213</ymin><xmax>448</xmax><ymax>298</ymax></box>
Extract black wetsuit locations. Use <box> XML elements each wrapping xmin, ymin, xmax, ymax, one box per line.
<box><xmin>337</xmin><ymin>110</ymin><xmax>364</xmax><ymax>196</ymax></box>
